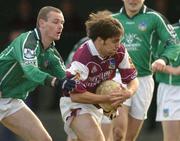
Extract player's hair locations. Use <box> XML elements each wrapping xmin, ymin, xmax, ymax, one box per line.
<box><xmin>36</xmin><ymin>6</ymin><xmax>62</xmax><ymax>27</ymax></box>
<box><xmin>85</xmin><ymin>10</ymin><xmax>124</xmax><ymax>41</ymax></box>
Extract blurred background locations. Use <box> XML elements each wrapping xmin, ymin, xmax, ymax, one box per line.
<box><xmin>0</xmin><ymin>0</ymin><xmax>179</xmax><ymax>141</ymax></box>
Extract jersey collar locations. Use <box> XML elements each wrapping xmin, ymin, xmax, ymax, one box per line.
<box><xmin>34</xmin><ymin>28</ymin><xmax>55</xmax><ymax>49</ymax></box>
<box><xmin>87</xmin><ymin>39</ymin><xmax>104</xmax><ymax>60</ymax></box>
<box><xmin>120</xmin><ymin>5</ymin><xmax>147</xmax><ymax>18</ymax></box>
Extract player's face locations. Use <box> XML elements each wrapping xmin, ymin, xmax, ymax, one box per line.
<box><xmin>43</xmin><ymin>11</ymin><xmax>64</xmax><ymax>41</ymax></box>
<box><xmin>101</xmin><ymin>36</ymin><xmax>121</xmax><ymax>57</ymax></box>
<box><xmin>123</xmin><ymin>0</ymin><xmax>145</xmax><ymax>16</ymax></box>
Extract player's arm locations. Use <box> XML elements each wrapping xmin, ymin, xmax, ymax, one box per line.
<box><xmin>13</xmin><ymin>35</ymin><xmax>75</xmax><ymax>92</ymax></box>
<box><xmin>154</xmin><ymin>13</ymin><xmax>180</xmax><ymax>64</ymax></box>
<box><xmin>126</xmin><ymin>78</ymin><xmax>139</xmax><ymax>97</ymax></box>
<box><xmin>70</xmin><ymin>91</ymin><xmax>110</xmax><ymax>104</ymax></box>
<box><xmin>162</xmin><ymin>65</ymin><xmax>180</xmax><ymax>75</ymax></box>
<box><xmin>118</xmin><ymin>48</ymin><xmax>139</xmax><ymax>98</ymax></box>
<box><xmin>12</xmin><ymin>35</ymin><xmax>53</xmax><ymax>86</ymax></box>
<box><xmin>49</xmin><ymin>47</ymin><xmax>66</xmax><ymax>78</ymax></box>
<box><xmin>70</xmin><ymin>91</ymin><xmax>125</xmax><ymax>108</ymax></box>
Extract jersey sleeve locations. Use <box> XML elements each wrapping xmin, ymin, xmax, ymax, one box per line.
<box><xmin>118</xmin><ymin>48</ymin><xmax>137</xmax><ymax>84</ymax></box>
<box><xmin>49</xmin><ymin>48</ymin><xmax>66</xmax><ymax>79</ymax></box>
<box><xmin>153</xmin><ymin>13</ymin><xmax>180</xmax><ymax>63</ymax></box>
<box><xmin>66</xmin><ymin>61</ymin><xmax>89</xmax><ymax>93</ymax></box>
<box><xmin>12</xmin><ymin>33</ymin><xmax>53</xmax><ymax>86</ymax></box>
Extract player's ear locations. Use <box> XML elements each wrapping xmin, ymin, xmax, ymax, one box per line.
<box><xmin>39</xmin><ymin>19</ymin><xmax>46</xmax><ymax>28</ymax></box>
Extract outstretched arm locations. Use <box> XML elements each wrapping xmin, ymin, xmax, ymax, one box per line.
<box><xmin>163</xmin><ymin>65</ymin><xmax>180</xmax><ymax>75</ymax></box>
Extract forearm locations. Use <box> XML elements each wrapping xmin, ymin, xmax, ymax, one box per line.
<box><xmin>70</xmin><ymin>91</ymin><xmax>109</xmax><ymax>104</ymax></box>
<box><xmin>164</xmin><ymin>66</ymin><xmax>180</xmax><ymax>75</ymax></box>
<box><xmin>126</xmin><ymin>78</ymin><xmax>139</xmax><ymax>96</ymax></box>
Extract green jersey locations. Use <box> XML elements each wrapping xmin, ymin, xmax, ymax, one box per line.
<box><xmin>113</xmin><ymin>5</ymin><xmax>179</xmax><ymax>77</ymax></box>
<box><xmin>155</xmin><ymin>22</ymin><xmax>180</xmax><ymax>85</ymax></box>
<box><xmin>0</xmin><ymin>28</ymin><xmax>66</xmax><ymax>99</ymax></box>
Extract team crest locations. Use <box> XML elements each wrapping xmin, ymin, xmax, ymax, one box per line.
<box><xmin>138</xmin><ymin>21</ymin><xmax>147</xmax><ymax>31</ymax></box>
<box><xmin>91</xmin><ymin>65</ymin><xmax>98</xmax><ymax>73</ymax></box>
<box><xmin>109</xmin><ymin>58</ymin><xmax>115</xmax><ymax>69</ymax></box>
<box><xmin>23</xmin><ymin>48</ymin><xmax>36</xmax><ymax>59</ymax></box>
<box><xmin>163</xmin><ymin>108</ymin><xmax>169</xmax><ymax>117</ymax></box>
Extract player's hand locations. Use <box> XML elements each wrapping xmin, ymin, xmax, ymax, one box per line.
<box><xmin>56</xmin><ymin>78</ymin><xmax>76</xmax><ymax>93</ymax></box>
<box><xmin>152</xmin><ymin>59</ymin><xmax>166</xmax><ymax>72</ymax></box>
<box><xmin>109</xmin><ymin>88</ymin><xmax>132</xmax><ymax>107</ymax></box>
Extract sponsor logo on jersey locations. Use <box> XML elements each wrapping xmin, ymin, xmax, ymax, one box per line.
<box><xmin>86</xmin><ymin>70</ymin><xmax>113</xmax><ymax>87</ymax></box>
<box><xmin>23</xmin><ymin>60</ymin><xmax>37</xmax><ymax>66</ymax></box>
<box><xmin>138</xmin><ymin>22</ymin><xmax>147</xmax><ymax>31</ymax></box>
<box><xmin>23</xmin><ymin>48</ymin><xmax>36</xmax><ymax>60</ymax></box>
<box><xmin>122</xmin><ymin>33</ymin><xmax>142</xmax><ymax>50</ymax></box>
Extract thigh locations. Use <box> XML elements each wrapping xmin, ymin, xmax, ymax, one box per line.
<box><xmin>162</xmin><ymin>121</ymin><xmax>180</xmax><ymax>141</ymax></box>
<box><xmin>130</xmin><ymin>76</ymin><xmax>154</xmax><ymax>120</ymax></box>
<box><xmin>1</xmin><ymin>105</ymin><xmax>51</xmax><ymax>141</ymax></box>
<box><xmin>156</xmin><ymin>83</ymin><xmax>180</xmax><ymax>121</ymax></box>
<box><xmin>113</xmin><ymin>105</ymin><xmax>129</xmax><ymax>131</ymax></box>
<box><xmin>70</xmin><ymin>113</ymin><xmax>105</xmax><ymax>141</ymax></box>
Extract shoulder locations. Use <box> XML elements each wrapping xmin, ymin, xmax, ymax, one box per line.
<box><xmin>73</xmin><ymin>42</ymin><xmax>91</xmax><ymax>62</ymax></box>
<box><xmin>173</xmin><ymin>22</ymin><xmax>180</xmax><ymax>37</ymax></box>
<box><xmin>117</xmin><ymin>44</ymin><xmax>126</xmax><ymax>54</ymax></box>
<box><xmin>112</xmin><ymin>8</ymin><xmax>123</xmax><ymax>18</ymax></box>
<box><xmin>21</xmin><ymin>30</ymin><xmax>38</xmax><ymax>50</ymax></box>
<box><xmin>112</xmin><ymin>12</ymin><xmax>121</xmax><ymax>18</ymax></box>
<box><xmin>145</xmin><ymin>8</ymin><xmax>169</xmax><ymax>23</ymax></box>
<box><xmin>173</xmin><ymin>22</ymin><xmax>180</xmax><ymax>29</ymax></box>
<box><xmin>115</xmin><ymin>44</ymin><xmax>126</xmax><ymax>61</ymax></box>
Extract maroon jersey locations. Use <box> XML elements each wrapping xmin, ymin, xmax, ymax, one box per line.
<box><xmin>67</xmin><ymin>39</ymin><xmax>137</xmax><ymax>93</ymax></box>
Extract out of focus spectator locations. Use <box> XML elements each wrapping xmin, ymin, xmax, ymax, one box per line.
<box><xmin>152</xmin><ymin>0</ymin><xmax>180</xmax><ymax>23</ymax></box>
<box><xmin>59</xmin><ymin>0</ymin><xmax>84</xmax><ymax>33</ymax></box>
<box><xmin>154</xmin><ymin>0</ymin><xmax>168</xmax><ymax>16</ymax></box>
<box><xmin>8</xmin><ymin>0</ymin><xmax>35</xmax><ymax>31</ymax></box>
<box><xmin>1</xmin><ymin>0</ymin><xmax>35</xmax><ymax>51</ymax></box>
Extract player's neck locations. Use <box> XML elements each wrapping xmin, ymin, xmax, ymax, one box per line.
<box><xmin>41</xmin><ymin>34</ymin><xmax>53</xmax><ymax>49</ymax></box>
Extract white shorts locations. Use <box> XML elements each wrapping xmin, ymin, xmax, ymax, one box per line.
<box><xmin>0</xmin><ymin>98</ymin><xmax>25</xmax><ymax>121</ymax></box>
<box><xmin>60</xmin><ymin>97</ymin><xmax>110</xmax><ymax>139</ymax></box>
<box><xmin>156</xmin><ymin>83</ymin><xmax>180</xmax><ymax>121</ymax></box>
<box><xmin>124</xmin><ymin>75</ymin><xmax>154</xmax><ymax>120</ymax></box>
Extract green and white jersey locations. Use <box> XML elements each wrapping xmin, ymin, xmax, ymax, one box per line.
<box><xmin>113</xmin><ymin>5</ymin><xmax>179</xmax><ymax>77</ymax></box>
<box><xmin>155</xmin><ymin>22</ymin><xmax>180</xmax><ymax>85</ymax></box>
<box><xmin>0</xmin><ymin>28</ymin><xmax>66</xmax><ymax>99</ymax></box>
